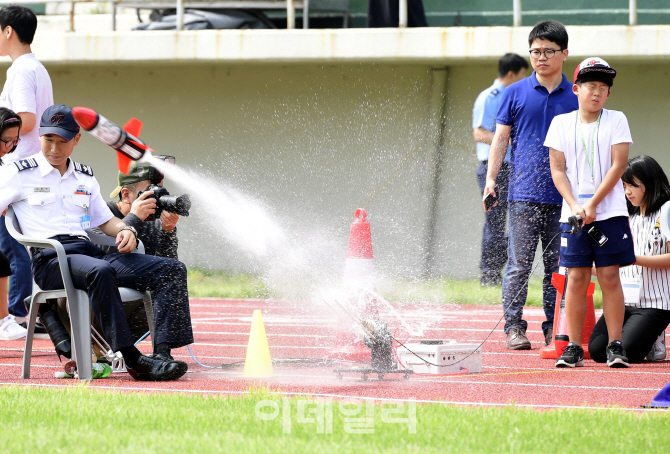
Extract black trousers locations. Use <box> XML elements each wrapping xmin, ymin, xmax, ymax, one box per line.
<box><xmin>367</xmin><ymin>0</ymin><xmax>427</xmax><ymax>27</ymax></box>
<box><xmin>588</xmin><ymin>306</ymin><xmax>670</xmax><ymax>363</ymax></box>
<box><xmin>476</xmin><ymin>161</ymin><xmax>509</xmax><ymax>285</ymax></box>
<box><xmin>31</xmin><ymin>236</ymin><xmax>193</xmax><ymax>352</ymax></box>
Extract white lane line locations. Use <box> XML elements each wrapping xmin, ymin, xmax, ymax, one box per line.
<box><xmin>2</xmin><ymin>364</ymin><xmax>661</xmax><ymax>393</ymax></box>
<box><xmin>483</xmin><ymin>365</ymin><xmax>670</xmax><ymax>376</ymax></box>
<box><xmin>175</xmin><ymin>356</ymin><xmax>670</xmax><ymax>377</ymax></box>
<box><xmin>190</xmin><ymin>324</ymin><xmax>546</xmax><ymax>336</ymax></box>
<box><xmin>190</xmin><ymin>343</ymin><xmax>329</xmax><ymax>349</ymax></box>
<box><xmin>193</xmin><ymin>331</ymin><xmax>331</xmax><ymax>338</ymax></box>
<box><xmin>0</xmin><ymin>381</ymin><xmax>655</xmax><ymax>412</ymax></box>
<box><xmin>401</xmin><ymin>378</ymin><xmax>662</xmax><ymax>392</ymax></box>
<box><xmin>0</xmin><ymin>363</ymin><xmax>60</xmax><ymax>369</ymax></box>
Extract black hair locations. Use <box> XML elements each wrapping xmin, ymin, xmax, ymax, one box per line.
<box><xmin>528</xmin><ymin>20</ymin><xmax>568</xmax><ymax>50</ymax></box>
<box><xmin>0</xmin><ymin>107</ymin><xmax>22</xmax><ymax>165</ymax></box>
<box><xmin>0</xmin><ymin>5</ymin><xmax>37</xmax><ymax>45</ymax></box>
<box><xmin>498</xmin><ymin>53</ymin><xmax>528</xmax><ymax>78</ymax></box>
<box><xmin>118</xmin><ymin>182</ymin><xmax>140</xmax><ymax>201</ymax></box>
<box><xmin>622</xmin><ymin>155</ymin><xmax>670</xmax><ymax>216</ymax></box>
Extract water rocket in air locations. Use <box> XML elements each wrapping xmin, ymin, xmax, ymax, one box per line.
<box><xmin>72</xmin><ymin>107</ymin><xmax>154</xmax><ymax>175</ymax></box>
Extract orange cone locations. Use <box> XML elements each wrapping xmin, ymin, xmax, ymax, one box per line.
<box><xmin>540</xmin><ymin>268</ymin><xmax>596</xmax><ymax>359</ymax></box>
<box><xmin>326</xmin><ymin>208</ymin><xmax>378</xmax><ymax>362</ymax></box>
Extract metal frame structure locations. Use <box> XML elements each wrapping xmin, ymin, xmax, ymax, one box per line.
<box><xmin>0</xmin><ymin>1</ymin><xmax>649</xmax><ymax>34</ymax></box>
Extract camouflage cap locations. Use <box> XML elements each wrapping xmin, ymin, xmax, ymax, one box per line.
<box><xmin>109</xmin><ymin>161</ymin><xmax>156</xmax><ymax>198</ymax></box>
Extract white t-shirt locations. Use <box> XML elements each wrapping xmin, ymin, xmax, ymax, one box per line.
<box><xmin>544</xmin><ymin>109</ymin><xmax>632</xmax><ymax>222</ymax></box>
<box><xmin>0</xmin><ymin>53</ymin><xmax>54</xmax><ymax>162</ymax></box>
<box><xmin>620</xmin><ymin>208</ymin><xmax>670</xmax><ymax>310</ymax></box>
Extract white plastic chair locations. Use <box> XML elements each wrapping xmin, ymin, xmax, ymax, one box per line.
<box><xmin>5</xmin><ymin>206</ymin><xmax>155</xmax><ymax>381</ymax></box>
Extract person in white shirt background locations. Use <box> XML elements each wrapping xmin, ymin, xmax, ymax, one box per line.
<box><xmin>0</xmin><ymin>5</ymin><xmax>53</xmax><ymax>323</ymax></box>
<box><xmin>589</xmin><ymin>155</ymin><xmax>670</xmax><ymax>363</ymax></box>
<box><xmin>0</xmin><ymin>107</ymin><xmax>26</xmax><ymax>340</ymax></box>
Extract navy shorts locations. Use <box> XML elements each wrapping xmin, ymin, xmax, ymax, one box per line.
<box><xmin>559</xmin><ymin>216</ymin><xmax>635</xmax><ymax>268</ymax></box>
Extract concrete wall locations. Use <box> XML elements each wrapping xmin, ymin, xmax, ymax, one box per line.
<box><xmin>4</xmin><ymin>60</ymin><xmax>669</xmax><ymax>278</ymax></box>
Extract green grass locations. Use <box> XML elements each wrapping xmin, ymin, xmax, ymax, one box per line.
<box><xmin>0</xmin><ymin>386</ymin><xmax>666</xmax><ymax>454</ymax></box>
<box><xmin>379</xmin><ymin>277</ymin><xmax>604</xmax><ymax>309</ymax></box>
<box><xmin>188</xmin><ymin>268</ymin><xmax>270</xmax><ymax>299</ymax></box>
<box><xmin>187</xmin><ymin>270</ymin><xmax>603</xmax><ymax>309</ymax></box>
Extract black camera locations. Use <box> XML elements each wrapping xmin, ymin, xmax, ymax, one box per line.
<box><xmin>137</xmin><ymin>184</ymin><xmax>191</xmax><ymax>221</ymax></box>
<box><xmin>567</xmin><ymin>215</ymin><xmax>582</xmax><ymax>235</ymax></box>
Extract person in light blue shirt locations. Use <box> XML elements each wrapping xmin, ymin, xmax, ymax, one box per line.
<box><xmin>473</xmin><ymin>53</ymin><xmax>528</xmax><ymax>287</ymax></box>
<box><xmin>483</xmin><ymin>20</ymin><xmax>579</xmax><ymax>351</ymax></box>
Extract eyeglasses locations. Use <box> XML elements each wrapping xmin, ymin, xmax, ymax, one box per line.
<box><xmin>0</xmin><ymin>137</ymin><xmax>20</xmax><ymax>148</ymax></box>
<box><xmin>529</xmin><ymin>49</ymin><xmax>563</xmax><ymax>59</ymax></box>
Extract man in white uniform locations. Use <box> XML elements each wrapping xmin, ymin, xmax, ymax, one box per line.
<box><xmin>0</xmin><ymin>105</ymin><xmax>193</xmax><ymax>381</ymax></box>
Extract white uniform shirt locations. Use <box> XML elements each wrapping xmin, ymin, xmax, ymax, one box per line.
<box><xmin>620</xmin><ymin>209</ymin><xmax>670</xmax><ymax>310</ymax></box>
<box><xmin>0</xmin><ymin>152</ymin><xmax>113</xmax><ymax>238</ymax></box>
<box><xmin>0</xmin><ymin>53</ymin><xmax>54</xmax><ymax>162</ymax></box>
<box><xmin>544</xmin><ymin>109</ymin><xmax>632</xmax><ymax>222</ymax></box>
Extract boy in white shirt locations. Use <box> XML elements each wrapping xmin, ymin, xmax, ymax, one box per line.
<box><xmin>546</xmin><ymin>58</ymin><xmax>635</xmax><ymax>368</ymax></box>
<box><xmin>0</xmin><ymin>5</ymin><xmax>53</xmax><ymax>161</ymax></box>
<box><xmin>0</xmin><ymin>5</ymin><xmax>53</xmax><ymax>322</ymax></box>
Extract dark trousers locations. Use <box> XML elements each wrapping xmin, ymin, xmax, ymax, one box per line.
<box><xmin>502</xmin><ymin>201</ymin><xmax>561</xmax><ymax>333</ymax></box>
<box><xmin>31</xmin><ymin>236</ymin><xmax>193</xmax><ymax>352</ymax></box>
<box><xmin>589</xmin><ymin>306</ymin><xmax>670</xmax><ymax>363</ymax></box>
<box><xmin>476</xmin><ymin>161</ymin><xmax>509</xmax><ymax>285</ymax></box>
<box><xmin>0</xmin><ymin>217</ymin><xmax>32</xmax><ymax>317</ymax></box>
<box><xmin>367</xmin><ymin>0</ymin><xmax>428</xmax><ymax>27</ymax></box>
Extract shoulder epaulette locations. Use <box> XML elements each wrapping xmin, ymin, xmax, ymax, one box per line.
<box><xmin>73</xmin><ymin>161</ymin><xmax>94</xmax><ymax>176</ymax></box>
<box><xmin>14</xmin><ymin>158</ymin><xmax>38</xmax><ymax>172</ymax></box>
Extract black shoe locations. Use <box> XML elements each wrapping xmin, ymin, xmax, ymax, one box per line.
<box><xmin>40</xmin><ymin>307</ymin><xmax>72</xmax><ymax>362</ymax></box>
<box><xmin>23</xmin><ymin>296</ymin><xmax>32</xmax><ymax>316</ymax></box>
<box><xmin>556</xmin><ymin>342</ymin><xmax>584</xmax><ymax>368</ymax></box>
<box><xmin>606</xmin><ymin>340</ymin><xmax>629</xmax><ymax>368</ymax></box>
<box><xmin>22</xmin><ymin>296</ymin><xmax>48</xmax><ymax>336</ymax></box>
<box><xmin>20</xmin><ymin>319</ymin><xmax>48</xmax><ymax>335</ymax></box>
<box><xmin>149</xmin><ymin>352</ymin><xmax>188</xmax><ymax>376</ymax></box>
<box><xmin>127</xmin><ymin>355</ymin><xmax>186</xmax><ymax>381</ymax></box>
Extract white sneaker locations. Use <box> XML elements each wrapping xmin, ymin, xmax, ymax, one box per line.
<box><xmin>0</xmin><ymin>315</ymin><xmax>28</xmax><ymax>341</ymax></box>
<box><xmin>647</xmin><ymin>332</ymin><xmax>666</xmax><ymax>361</ymax></box>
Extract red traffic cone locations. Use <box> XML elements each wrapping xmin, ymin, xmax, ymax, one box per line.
<box><xmin>540</xmin><ymin>268</ymin><xmax>596</xmax><ymax>359</ymax></box>
<box><xmin>327</xmin><ymin>208</ymin><xmax>378</xmax><ymax>362</ymax></box>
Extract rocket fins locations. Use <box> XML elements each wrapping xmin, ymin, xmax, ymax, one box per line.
<box><xmin>123</xmin><ymin>118</ymin><xmax>143</xmax><ymax>138</ymax></box>
<box><xmin>117</xmin><ymin>152</ymin><xmax>132</xmax><ymax>175</ymax></box>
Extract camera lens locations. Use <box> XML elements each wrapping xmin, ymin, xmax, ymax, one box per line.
<box><xmin>159</xmin><ymin>194</ymin><xmax>191</xmax><ymax>217</ymax></box>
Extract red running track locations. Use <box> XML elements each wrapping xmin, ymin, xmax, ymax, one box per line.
<box><xmin>0</xmin><ymin>298</ymin><xmax>668</xmax><ymax>411</ymax></box>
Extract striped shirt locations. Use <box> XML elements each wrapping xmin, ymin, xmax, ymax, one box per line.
<box><xmin>621</xmin><ymin>210</ymin><xmax>670</xmax><ymax>310</ymax></box>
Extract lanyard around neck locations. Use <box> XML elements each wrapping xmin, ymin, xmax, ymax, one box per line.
<box><xmin>577</xmin><ymin>111</ymin><xmax>602</xmax><ymax>183</ymax></box>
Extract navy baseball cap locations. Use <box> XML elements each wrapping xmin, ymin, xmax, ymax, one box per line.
<box><xmin>39</xmin><ymin>104</ymin><xmax>80</xmax><ymax>141</ymax></box>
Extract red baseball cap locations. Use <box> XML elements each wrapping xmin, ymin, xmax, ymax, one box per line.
<box><xmin>573</xmin><ymin>57</ymin><xmax>617</xmax><ymax>86</ymax></box>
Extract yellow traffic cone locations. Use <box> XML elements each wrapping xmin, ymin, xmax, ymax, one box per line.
<box><xmin>243</xmin><ymin>310</ymin><xmax>274</xmax><ymax>377</ymax></box>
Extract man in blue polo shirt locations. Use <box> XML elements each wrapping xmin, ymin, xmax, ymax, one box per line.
<box><xmin>473</xmin><ymin>53</ymin><xmax>528</xmax><ymax>287</ymax></box>
<box><xmin>483</xmin><ymin>20</ymin><xmax>579</xmax><ymax>350</ymax></box>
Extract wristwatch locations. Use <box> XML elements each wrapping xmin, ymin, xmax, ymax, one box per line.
<box><xmin>120</xmin><ymin>226</ymin><xmax>138</xmax><ymax>238</ymax></box>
